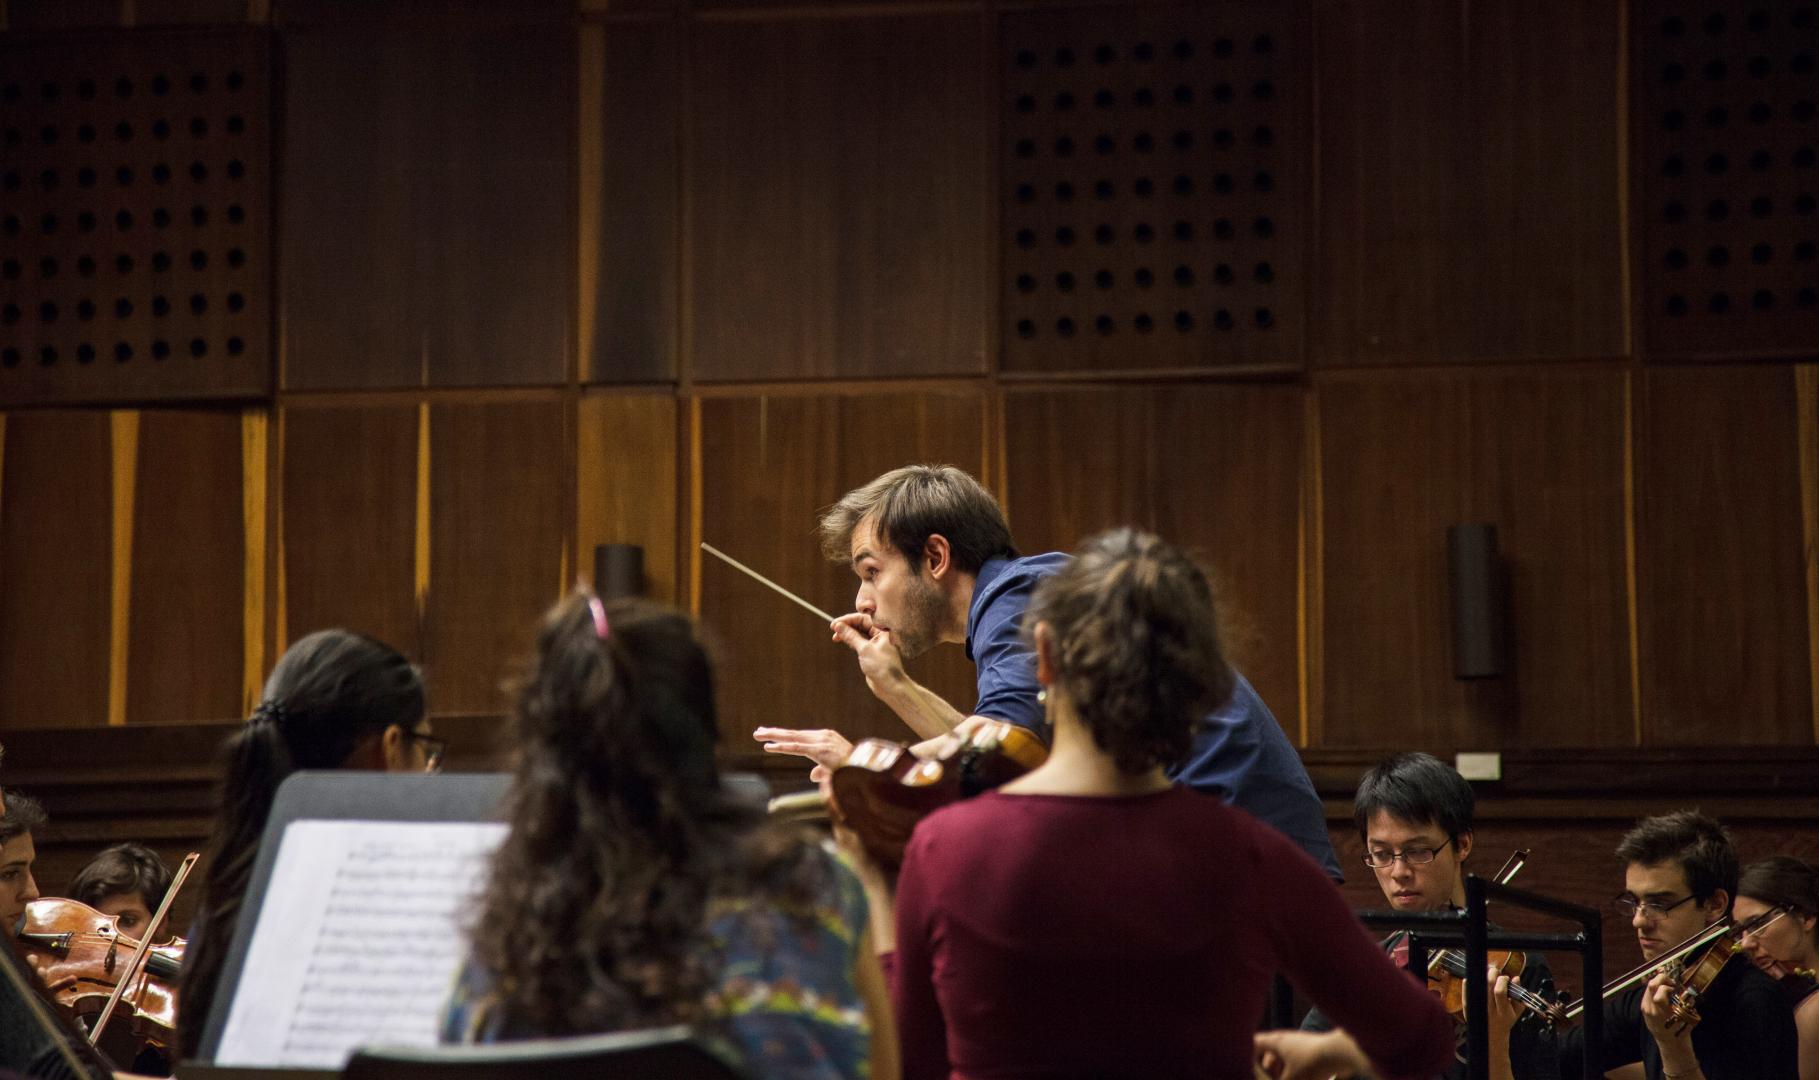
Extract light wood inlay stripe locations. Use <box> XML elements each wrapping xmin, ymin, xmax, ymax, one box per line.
<box><xmin>241</xmin><ymin>410</ymin><xmax>268</xmax><ymax>714</ymax></box>
<box><xmin>109</xmin><ymin>411</ymin><xmax>141</xmax><ymax>727</ymax></box>
<box><xmin>1623</xmin><ymin>373</ymin><xmax>1643</xmax><ymax>745</ymax></box>
<box><xmin>415</xmin><ymin>402</ymin><xmax>431</xmax><ymax>627</ymax></box>
<box><xmin>1796</xmin><ymin>365</ymin><xmax>1819</xmax><ymax>742</ymax></box>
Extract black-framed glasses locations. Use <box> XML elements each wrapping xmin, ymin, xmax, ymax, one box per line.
<box><xmin>1614</xmin><ymin>893</ymin><xmax>1698</xmax><ymax>919</ymax></box>
<box><xmin>400</xmin><ymin>729</ymin><xmax>447</xmax><ymax>773</ymax></box>
<box><xmin>1736</xmin><ymin>905</ymin><xmax>1792</xmax><ymax>937</ymax></box>
<box><xmin>1362</xmin><ymin>836</ymin><xmax>1455</xmax><ymax>869</ymax></box>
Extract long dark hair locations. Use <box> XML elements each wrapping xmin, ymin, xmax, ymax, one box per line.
<box><xmin>177</xmin><ymin>630</ymin><xmax>423</xmax><ymax>1058</ymax></box>
<box><xmin>1739</xmin><ymin>856</ymin><xmax>1819</xmax><ymax>952</ymax></box>
<box><xmin>465</xmin><ymin>595</ymin><xmax>821</xmax><ymax>1037</ymax></box>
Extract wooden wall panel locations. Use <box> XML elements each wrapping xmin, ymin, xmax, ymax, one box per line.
<box><xmin>1634</xmin><ymin>1</ymin><xmax>1819</xmax><ymax>360</ymax></box>
<box><xmin>280</xmin><ymin>405</ymin><xmax>419</xmax><ymax>658</ymax></box>
<box><xmin>999</xmin><ymin>4</ymin><xmax>1309</xmax><ymax>374</ymax></box>
<box><xmin>126</xmin><ymin>409</ymin><xmax>244</xmax><ymax>723</ymax></box>
<box><xmin>577</xmin><ymin>392</ymin><xmax>678</xmax><ymax>602</ymax></box>
<box><xmin>425</xmin><ymin>400</ymin><xmax>566</xmax><ymax>713</ymax></box>
<box><xmin>585</xmin><ymin>20</ymin><xmax>679</xmax><ymax>385</ymax></box>
<box><xmin>1001</xmin><ymin>384</ymin><xmax>1303</xmax><ymax>738</ymax></box>
<box><xmin>1319</xmin><ymin>371</ymin><xmax>1632</xmax><ymax>748</ymax></box>
<box><xmin>3</xmin><ymin>0</ymin><xmax>253</xmax><ymax>28</ymax></box>
<box><xmin>278</xmin><ymin>4</ymin><xmax>573</xmax><ymax>389</ymax></box>
<box><xmin>689</xmin><ymin>14</ymin><xmax>990</xmax><ymax>381</ymax></box>
<box><xmin>0</xmin><ymin>29</ymin><xmax>273</xmax><ymax>405</ymax></box>
<box><xmin>0</xmin><ymin>411</ymin><xmax>112</xmax><ymax>728</ymax></box>
<box><xmin>1636</xmin><ymin>366</ymin><xmax>1812</xmax><ymax>744</ymax></box>
<box><xmin>697</xmin><ymin>392</ymin><xmax>985</xmax><ymax>762</ymax></box>
<box><xmin>1</xmin><ymin>1</ymin><xmax>128</xmax><ymax>30</ymax></box>
<box><xmin>1316</xmin><ymin>1</ymin><xmax>1624</xmax><ymax>365</ymax></box>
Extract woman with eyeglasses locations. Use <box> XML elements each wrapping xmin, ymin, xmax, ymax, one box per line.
<box><xmin>1735</xmin><ymin>857</ymin><xmax>1819</xmax><ymax>1080</ymax></box>
<box><xmin>442</xmin><ymin>595</ymin><xmax>894</xmax><ymax>1080</ymax></box>
<box><xmin>874</xmin><ymin>529</ymin><xmax>1453</xmax><ymax>1080</ymax></box>
<box><xmin>177</xmin><ymin>629</ymin><xmax>434</xmax><ymax>1059</ymax></box>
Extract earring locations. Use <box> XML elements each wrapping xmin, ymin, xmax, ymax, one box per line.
<box><xmin>1037</xmin><ymin>688</ymin><xmax>1047</xmax><ymax>704</ymax></box>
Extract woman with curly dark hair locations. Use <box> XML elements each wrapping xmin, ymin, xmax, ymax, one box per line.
<box><xmin>882</xmin><ymin>528</ymin><xmax>1453</xmax><ymax>1080</ymax></box>
<box><xmin>440</xmin><ymin>595</ymin><xmax>894</xmax><ymax>1080</ymax></box>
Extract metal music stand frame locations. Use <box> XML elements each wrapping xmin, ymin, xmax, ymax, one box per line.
<box><xmin>1348</xmin><ymin>876</ymin><xmax>1604</xmax><ymax>1080</ymax></box>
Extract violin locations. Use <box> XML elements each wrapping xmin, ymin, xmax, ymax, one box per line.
<box><xmin>768</xmin><ymin>720</ymin><xmax>1048</xmax><ymax>869</ymax></box>
<box><xmin>18</xmin><ymin>896</ymin><xmax>184</xmax><ymax>1059</ymax></box>
<box><xmin>1555</xmin><ymin>910</ymin><xmax>1770</xmax><ymax>1032</ymax></box>
<box><xmin>1413</xmin><ymin>851</ymin><xmax>1559</xmax><ymax>1027</ymax></box>
<box><xmin>1652</xmin><ymin>930</ymin><xmax>1744</xmax><ymax>1036</ymax></box>
<box><xmin>17</xmin><ymin>849</ymin><xmax>198</xmax><ymax>1068</ymax></box>
<box><xmin>1762</xmin><ymin>956</ymin><xmax>1819</xmax><ymax>1000</ymax></box>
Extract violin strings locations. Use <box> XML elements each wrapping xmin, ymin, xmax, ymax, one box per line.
<box><xmin>1433</xmin><ymin>950</ymin><xmax>1555</xmax><ymax>1012</ymax></box>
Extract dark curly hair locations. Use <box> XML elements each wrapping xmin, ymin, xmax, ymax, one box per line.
<box><xmin>464</xmin><ymin>595</ymin><xmax>826</xmax><ymax>1036</ymax></box>
<box><xmin>179</xmin><ymin>629</ymin><xmax>424</xmax><ymax>1058</ymax></box>
<box><xmin>1024</xmin><ymin>529</ymin><xmax>1234</xmax><ymax>774</ymax></box>
<box><xmin>1615</xmin><ymin>809</ymin><xmax>1739</xmax><ymax>906</ymax></box>
<box><xmin>68</xmin><ymin>842</ymin><xmax>174</xmax><ymax>916</ymax></box>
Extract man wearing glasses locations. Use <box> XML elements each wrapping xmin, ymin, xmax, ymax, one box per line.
<box><xmin>1302</xmin><ymin>752</ymin><xmax>1556</xmax><ymax>1080</ymax></box>
<box><xmin>1559</xmin><ymin>810</ymin><xmax>1796</xmax><ymax>1080</ymax></box>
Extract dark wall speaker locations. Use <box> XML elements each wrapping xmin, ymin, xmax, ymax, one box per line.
<box><xmin>594</xmin><ymin>544</ymin><xmax>645</xmax><ymax>601</ymax></box>
<box><xmin>1447</xmin><ymin>523</ymin><xmax>1506</xmax><ymax>680</ymax></box>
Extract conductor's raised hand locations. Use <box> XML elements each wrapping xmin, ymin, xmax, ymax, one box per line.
<box><xmin>831</xmin><ymin>613</ymin><xmax>906</xmax><ymax>697</ymax></box>
<box><xmin>753</xmin><ymin>726</ymin><xmax>853</xmax><ymax>783</ymax></box>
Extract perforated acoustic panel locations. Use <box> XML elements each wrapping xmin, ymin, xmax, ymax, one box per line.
<box><xmin>0</xmin><ymin>29</ymin><xmax>270</xmax><ymax>404</ymax></box>
<box><xmin>1637</xmin><ymin>2</ymin><xmax>1819</xmax><ymax>359</ymax></box>
<box><xmin>1000</xmin><ymin>4</ymin><xmax>1305</xmax><ymax>374</ymax></box>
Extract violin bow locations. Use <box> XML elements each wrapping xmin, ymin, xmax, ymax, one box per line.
<box><xmin>1556</xmin><ymin>915</ymin><xmax>1736</xmax><ymax>1021</ymax></box>
<box><xmin>88</xmin><ymin>850</ymin><xmax>199</xmax><ymax>1045</ymax></box>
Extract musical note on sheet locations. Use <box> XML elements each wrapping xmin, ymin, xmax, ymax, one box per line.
<box><xmin>215</xmin><ymin>820</ymin><xmax>507</xmax><ymax>1068</ymax></box>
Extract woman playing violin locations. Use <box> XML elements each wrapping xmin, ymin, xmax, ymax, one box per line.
<box><xmin>878</xmin><ymin>529</ymin><xmax>1453</xmax><ymax>1080</ymax></box>
<box><xmin>1736</xmin><ymin>857</ymin><xmax>1819</xmax><ymax>1080</ymax></box>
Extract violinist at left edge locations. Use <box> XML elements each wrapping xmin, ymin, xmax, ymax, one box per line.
<box><xmin>68</xmin><ymin>844</ymin><xmax>175</xmax><ymax>947</ymax></box>
<box><xmin>1</xmin><ymin>791</ymin><xmax>46</xmax><ymax>941</ymax></box>
<box><xmin>1558</xmin><ymin>810</ymin><xmax>1796</xmax><ymax>1080</ymax></box>
<box><xmin>751</xmin><ymin>464</ymin><xmax>1342</xmax><ymax>881</ymax></box>
<box><xmin>1735</xmin><ymin>857</ymin><xmax>1819</xmax><ymax>1080</ymax></box>
<box><xmin>1299</xmin><ymin>753</ymin><xmax>1557</xmax><ymax>1080</ymax></box>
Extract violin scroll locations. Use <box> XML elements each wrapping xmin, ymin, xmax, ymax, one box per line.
<box><xmin>828</xmin><ymin>720</ymin><xmax>1047</xmax><ymax>870</ymax></box>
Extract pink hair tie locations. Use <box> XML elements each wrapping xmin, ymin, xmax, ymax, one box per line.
<box><xmin>588</xmin><ymin>596</ymin><xmax>611</xmax><ymax>640</ymax></box>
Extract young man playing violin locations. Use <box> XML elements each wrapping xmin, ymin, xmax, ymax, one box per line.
<box><xmin>1301</xmin><ymin>752</ymin><xmax>1556</xmax><ymax>1080</ymax></box>
<box><xmin>1559</xmin><ymin>810</ymin><xmax>1796</xmax><ymax>1080</ymax></box>
<box><xmin>751</xmin><ymin>463</ymin><xmax>1342</xmax><ymax>879</ymax></box>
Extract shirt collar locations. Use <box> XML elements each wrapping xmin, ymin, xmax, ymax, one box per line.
<box><xmin>963</xmin><ymin>556</ymin><xmax>1015</xmax><ymax>660</ymax></box>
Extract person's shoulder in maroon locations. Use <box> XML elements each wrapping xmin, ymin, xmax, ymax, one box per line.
<box><xmin>883</xmin><ymin>529</ymin><xmax>1454</xmax><ymax>1080</ymax></box>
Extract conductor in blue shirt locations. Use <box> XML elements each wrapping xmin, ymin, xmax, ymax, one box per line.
<box><xmin>753</xmin><ymin>463</ymin><xmax>1342</xmax><ymax>881</ymax></box>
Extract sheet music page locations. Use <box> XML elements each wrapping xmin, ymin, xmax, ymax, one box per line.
<box><xmin>214</xmin><ymin>819</ymin><xmax>508</xmax><ymax>1068</ymax></box>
